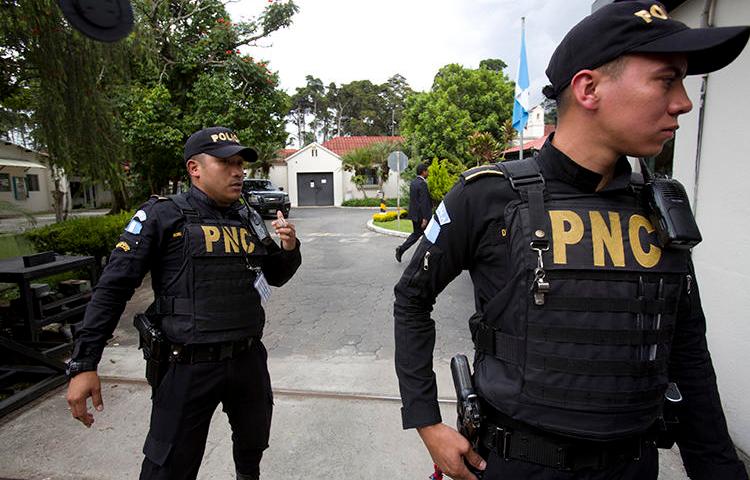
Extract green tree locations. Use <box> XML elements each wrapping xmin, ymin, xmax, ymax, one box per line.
<box><xmin>468</xmin><ymin>131</ymin><xmax>500</xmax><ymax>166</ymax></box>
<box><xmin>479</xmin><ymin>58</ymin><xmax>508</xmax><ymax>72</ymax></box>
<box><xmin>341</xmin><ymin>140</ymin><xmax>403</xmax><ymax>196</ymax></box>
<box><xmin>401</xmin><ymin>62</ymin><xmax>514</xmax><ymax>166</ymax></box>
<box><xmin>1</xmin><ymin>0</ymin><xmax>133</xmax><ymax>215</ymax></box>
<box><xmin>426</xmin><ymin>158</ymin><xmax>464</xmax><ymax>204</ymax></box>
<box><xmin>287</xmin><ymin>74</ymin><xmax>413</xmax><ymax>143</ymax></box>
<box><xmin>119</xmin><ymin>0</ymin><xmax>297</xmax><ymax>193</ymax></box>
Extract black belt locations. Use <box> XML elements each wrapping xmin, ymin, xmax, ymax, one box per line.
<box><xmin>168</xmin><ymin>338</ymin><xmax>255</xmax><ymax>364</ymax></box>
<box><xmin>479</xmin><ymin>409</ymin><xmax>650</xmax><ymax>471</ymax></box>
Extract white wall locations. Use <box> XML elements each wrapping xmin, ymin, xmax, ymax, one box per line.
<box><xmin>522</xmin><ymin>104</ymin><xmax>546</xmax><ymax>140</ymax></box>
<box><xmin>285</xmin><ymin>143</ymin><xmax>343</xmax><ymax>207</ymax></box>
<box><xmin>670</xmin><ymin>0</ymin><xmax>750</xmax><ymax>454</ymax></box>
<box><xmin>0</xmin><ymin>143</ymin><xmax>53</xmax><ymax>213</ymax></box>
<box><xmin>342</xmin><ymin>169</ymin><xmax>401</xmax><ymax>201</ymax></box>
<box><xmin>268</xmin><ymin>164</ymin><xmax>288</xmax><ymax>192</ymax></box>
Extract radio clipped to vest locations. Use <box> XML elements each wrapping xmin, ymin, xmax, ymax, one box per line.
<box><xmin>241</xmin><ymin>191</ymin><xmax>277</xmax><ymax>249</ymax></box>
<box><xmin>638</xmin><ymin>158</ymin><xmax>702</xmax><ymax>250</ymax></box>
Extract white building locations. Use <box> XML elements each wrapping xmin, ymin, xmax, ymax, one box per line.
<box><xmin>522</xmin><ymin>104</ymin><xmax>547</xmax><ymax>140</ymax></box>
<box><xmin>268</xmin><ymin>136</ymin><xmax>404</xmax><ymax>207</ymax></box>
<box><xmin>0</xmin><ymin>140</ymin><xmax>113</xmax><ymax>214</ymax></box>
<box><xmin>594</xmin><ymin>0</ymin><xmax>750</xmax><ymax>460</ymax></box>
<box><xmin>0</xmin><ymin>141</ymin><xmax>57</xmax><ymax>213</ymax></box>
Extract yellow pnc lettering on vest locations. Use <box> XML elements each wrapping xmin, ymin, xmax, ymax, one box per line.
<box><xmin>549</xmin><ymin>210</ymin><xmax>661</xmax><ymax>268</ymax></box>
<box><xmin>200</xmin><ymin>225</ymin><xmax>255</xmax><ymax>254</ymax></box>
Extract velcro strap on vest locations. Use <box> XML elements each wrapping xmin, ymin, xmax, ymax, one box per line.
<box><xmin>524</xmin><ymin>381</ymin><xmax>664</xmax><ymax>408</ymax></box>
<box><xmin>499</xmin><ymin>158</ymin><xmax>550</xmax><ymax>245</ymax></box>
<box><xmin>527</xmin><ymin>353</ymin><xmax>667</xmax><ymax>377</ymax></box>
<box><xmin>152</xmin><ymin>296</ymin><xmax>193</xmax><ymax>315</ymax></box>
<box><xmin>475</xmin><ymin>324</ymin><xmax>524</xmax><ymax>365</ymax></box>
<box><xmin>541</xmin><ymin>296</ymin><xmax>677</xmax><ymax>315</ymax></box>
<box><xmin>527</xmin><ymin>325</ymin><xmax>674</xmax><ymax>345</ymax></box>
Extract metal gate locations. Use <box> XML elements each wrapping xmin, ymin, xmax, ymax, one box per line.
<box><xmin>297</xmin><ymin>173</ymin><xmax>334</xmax><ymax>206</ymax></box>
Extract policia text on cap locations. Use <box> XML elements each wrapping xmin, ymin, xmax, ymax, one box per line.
<box><xmin>394</xmin><ymin>3</ymin><xmax>750</xmax><ymax>480</ymax></box>
<box><xmin>65</xmin><ymin>127</ymin><xmax>301</xmax><ymax>480</ymax></box>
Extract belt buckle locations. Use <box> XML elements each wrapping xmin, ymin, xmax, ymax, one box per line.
<box><xmin>494</xmin><ymin>426</ymin><xmax>511</xmax><ymax>460</ymax></box>
<box><xmin>219</xmin><ymin>343</ymin><xmax>234</xmax><ymax>360</ymax></box>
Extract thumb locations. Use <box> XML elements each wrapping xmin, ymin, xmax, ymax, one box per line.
<box><xmin>92</xmin><ymin>387</ymin><xmax>104</xmax><ymax>412</ymax></box>
<box><xmin>464</xmin><ymin>448</ymin><xmax>486</xmax><ymax>471</ymax></box>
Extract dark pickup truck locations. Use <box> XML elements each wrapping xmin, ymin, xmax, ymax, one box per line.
<box><xmin>242</xmin><ymin>179</ymin><xmax>291</xmax><ymax>218</ymax></box>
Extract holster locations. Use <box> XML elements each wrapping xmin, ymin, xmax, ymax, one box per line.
<box><xmin>134</xmin><ymin>313</ymin><xmax>169</xmax><ymax>389</ymax></box>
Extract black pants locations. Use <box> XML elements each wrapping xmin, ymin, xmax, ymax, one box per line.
<box><xmin>398</xmin><ymin>220</ymin><xmax>425</xmax><ymax>255</ymax></box>
<box><xmin>139</xmin><ymin>341</ymin><xmax>273</xmax><ymax>480</ymax></box>
<box><xmin>481</xmin><ymin>443</ymin><xmax>659</xmax><ymax>480</ymax></box>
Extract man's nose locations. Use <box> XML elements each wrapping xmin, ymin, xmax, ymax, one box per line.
<box><xmin>670</xmin><ymin>80</ymin><xmax>693</xmax><ymax>116</ymax></box>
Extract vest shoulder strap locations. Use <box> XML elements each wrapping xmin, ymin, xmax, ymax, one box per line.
<box><xmin>169</xmin><ymin>193</ymin><xmax>201</xmax><ymax>223</ymax></box>
<box><xmin>498</xmin><ymin>157</ymin><xmax>550</xmax><ymax>246</ymax></box>
<box><xmin>497</xmin><ymin>157</ymin><xmax>545</xmax><ymax>192</ymax></box>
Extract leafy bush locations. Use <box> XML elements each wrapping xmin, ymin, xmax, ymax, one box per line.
<box><xmin>427</xmin><ymin>158</ymin><xmax>464</xmax><ymax>204</ymax></box>
<box><xmin>25</xmin><ymin>211</ymin><xmax>134</xmax><ymax>266</ymax></box>
<box><xmin>373</xmin><ymin>209</ymin><xmax>407</xmax><ymax>222</ymax></box>
<box><xmin>342</xmin><ymin>198</ymin><xmax>403</xmax><ymax>207</ymax></box>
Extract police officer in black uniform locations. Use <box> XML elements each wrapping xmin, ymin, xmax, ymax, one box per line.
<box><xmin>65</xmin><ymin>127</ymin><xmax>301</xmax><ymax>480</ymax></box>
<box><xmin>394</xmin><ymin>3</ymin><xmax>749</xmax><ymax>479</ymax></box>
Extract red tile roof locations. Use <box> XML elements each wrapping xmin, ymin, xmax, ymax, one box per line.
<box><xmin>503</xmin><ymin>135</ymin><xmax>549</xmax><ymax>155</ymax></box>
<box><xmin>271</xmin><ymin>148</ymin><xmax>298</xmax><ymax>165</ymax></box>
<box><xmin>503</xmin><ymin>126</ymin><xmax>556</xmax><ymax>155</ymax></box>
<box><xmin>322</xmin><ymin>136</ymin><xmax>404</xmax><ymax>156</ymax></box>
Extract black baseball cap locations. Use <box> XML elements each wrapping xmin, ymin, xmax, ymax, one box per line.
<box><xmin>183</xmin><ymin>127</ymin><xmax>258</xmax><ymax>163</ymax></box>
<box><xmin>58</xmin><ymin>0</ymin><xmax>134</xmax><ymax>43</ymax></box>
<box><xmin>544</xmin><ymin>1</ymin><xmax>750</xmax><ymax>99</ymax></box>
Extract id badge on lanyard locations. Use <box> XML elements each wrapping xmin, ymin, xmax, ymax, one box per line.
<box><xmin>254</xmin><ymin>270</ymin><xmax>271</xmax><ymax>304</ymax></box>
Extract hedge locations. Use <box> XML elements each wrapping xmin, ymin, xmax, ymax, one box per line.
<box><xmin>372</xmin><ymin>209</ymin><xmax>408</xmax><ymax>222</ymax></box>
<box><xmin>342</xmin><ymin>198</ymin><xmax>407</xmax><ymax>207</ymax></box>
<box><xmin>25</xmin><ymin>211</ymin><xmax>134</xmax><ymax>266</ymax></box>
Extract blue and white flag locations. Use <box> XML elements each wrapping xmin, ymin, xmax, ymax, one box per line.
<box><xmin>512</xmin><ymin>20</ymin><xmax>530</xmax><ymax>133</ymax></box>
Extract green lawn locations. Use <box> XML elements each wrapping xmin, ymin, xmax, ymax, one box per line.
<box><xmin>374</xmin><ymin>218</ymin><xmax>413</xmax><ymax>233</ymax></box>
<box><xmin>0</xmin><ymin>234</ymin><xmax>36</xmax><ymax>260</ymax></box>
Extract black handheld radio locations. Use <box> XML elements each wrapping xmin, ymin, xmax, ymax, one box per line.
<box><xmin>639</xmin><ymin>158</ymin><xmax>702</xmax><ymax>249</ymax></box>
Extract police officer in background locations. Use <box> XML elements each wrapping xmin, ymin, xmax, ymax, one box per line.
<box><xmin>65</xmin><ymin>127</ymin><xmax>301</xmax><ymax>480</ymax></box>
<box><xmin>394</xmin><ymin>3</ymin><xmax>749</xmax><ymax>479</ymax></box>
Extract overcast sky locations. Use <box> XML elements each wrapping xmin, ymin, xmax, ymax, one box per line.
<box><xmin>226</xmin><ymin>0</ymin><xmax>594</xmax><ymax>107</ymax></box>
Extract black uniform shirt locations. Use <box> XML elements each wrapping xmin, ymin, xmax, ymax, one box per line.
<box><xmin>71</xmin><ymin>185</ymin><xmax>301</xmax><ymax>367</ymax></box>
<box><xmin>393</xmin><ymin>138</ymin><xmax>746</xmax><ymax>479</ymax></box>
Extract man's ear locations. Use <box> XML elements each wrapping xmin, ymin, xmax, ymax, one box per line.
<box><xmin>186</xmin><ymin>159</ymin><xmax>201</xmax><ymax>180</ymax></box>
<box><xmin>569</xmin><ymin>70</ymin><xmax>601</xmax><ymax>111</ymax></box>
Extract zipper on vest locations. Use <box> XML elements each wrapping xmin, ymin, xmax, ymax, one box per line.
<box><xmin>422</xmin><ymin>251</ymin><xmax>431</xmax><ymax>271</ymax></box>
<box><xmin>685</xmin><ymin>274</ymin><xmax>692</xmax><ymax>295</ymax></box>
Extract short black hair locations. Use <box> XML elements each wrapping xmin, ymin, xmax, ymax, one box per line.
<box><xmin>416</xmin><ymin>163</ymin><xmax>428</xmax><ymax>175</ymax></box>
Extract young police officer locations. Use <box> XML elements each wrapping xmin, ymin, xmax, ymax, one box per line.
<box><xmin>65</xmin><ymin>127</ymin><xmax>301</xmax><ymax>480</ymax></box>
<box><xmin>394</xmin><ymin>3</ymin><xmax>750</xmax><ymax>479</ymax></box>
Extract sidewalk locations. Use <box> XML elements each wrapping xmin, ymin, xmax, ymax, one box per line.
<box><xmin>0</xmin><ymin>346</ymin><xmax>691</xmax><ymax>480</ymax></box>
<box><xmin>0</xmin><ymin>275</ymin><xmax>692</xmax><ymax>480</ymax></box>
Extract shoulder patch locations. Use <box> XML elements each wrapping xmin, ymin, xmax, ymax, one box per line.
<box><xmin>461</xmin><ymin>164</ymin><xmax>504</xmax><ymax>184</ymax></box>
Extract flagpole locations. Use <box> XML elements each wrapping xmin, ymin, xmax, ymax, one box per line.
<box><xmin>519</xmin><ymin>17</ymin><xmax>525</xmax><ymax>161</ymax></box>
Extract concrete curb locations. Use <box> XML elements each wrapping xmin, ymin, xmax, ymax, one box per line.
<box><xmin>366</xmin><ymin>219</ymin><xmax>410</xmax><ymax>238</ymax></box>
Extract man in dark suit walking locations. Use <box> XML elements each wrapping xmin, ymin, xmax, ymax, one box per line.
<box><xmin>396</xmin><ymin>163</ymin><xmax>431</xmax><ymax>262</ymax></box>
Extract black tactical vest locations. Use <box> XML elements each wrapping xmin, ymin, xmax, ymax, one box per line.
<box><xmin>474</xmin><ymin>158</ymin><xmax>690</xmax><ymax>440</ymax></box>
<box><xmin>151</xmin><ymin>194</ymin><xmax>268</xmax><ymax>343</ymax></box>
